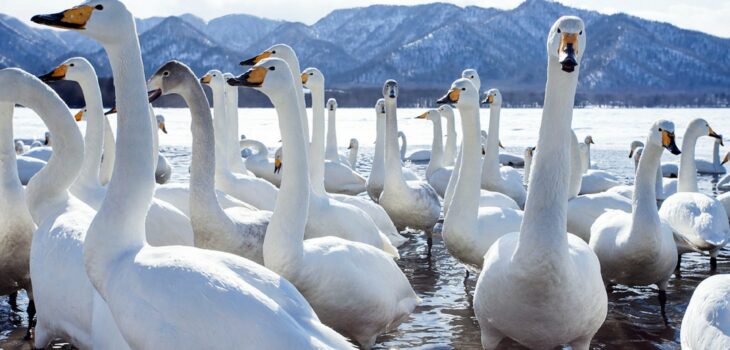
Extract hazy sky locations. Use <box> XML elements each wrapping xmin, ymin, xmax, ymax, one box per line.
<box><xmin>6</xmin><ymin>0</ymin><xmax>729</xmax><ymax>38</ymax></box>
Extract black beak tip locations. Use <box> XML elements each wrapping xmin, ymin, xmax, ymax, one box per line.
<box><xmin>240</xmin><ymin>57</ymin><xmax>256</xmax><ymax>66</ymax></box>
<box><xmin>226</xmin><ymin>78</ymin><xmax>240</xmax><ymax>86</ymax></box>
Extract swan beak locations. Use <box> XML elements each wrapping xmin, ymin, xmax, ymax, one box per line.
<box><xmin>347</xmin><ymin>145</ymin><xmax>353</xmax><ymax>150</ymax></box>
<box><xmin>31</xmin><ymin>5</ymin><xmax>94</xmax><ymax>30</ymax></box>
<box><xmin>436</xmin><ymin>89</ymin><xmax>460</xmax><ymax>105</ymax></box>
<box><xmin>227</xmin><ymin>67</ymin><xmax>267</xmax><ymax>87</ymax></box>
<box><xmin>104</xmin><ymin>107</ymin><xmax>117</xmax><ymax>116</ymax></box>
<box><xmin>723</xmin><ymin>153</ymin><xmax>729</xmax><ymax>165</ymax></box>
<box><xmin>481</xmin><ymin>95</ymin><xmax>494</xmax><ymax>105</ymax></box>
<box><xmin>628</xmin><ymin>149</ymin><xmax>634</xmax><ymax>158</ymax></box>
<box><xmin>147</xmin><ymin>89</ymin><xmax>163</xmax><ymax>103</ymax></box>
<box><xmin>589</xmin><ymin>138</ymin><xmax>595</xmax><ymax>144</ymax></box>
<box><xmin>200</xmin><ymin>74</ymin><xmax>212</xmax><ymax>84</ymax></box>
<box><xmin>482</xmin><ymin>146</ymin><xmax>486</xmax><ymax>155</ymax></box>
<box><xmin>274</xmin><ymin>159</ymin><xmax>282</xmax><ymax>174</ymax></box>
<box><xmin>38</xmin><ymin>64</ymin><xmax>68</xmax><ymax>82</ymax></box>
<box><xmin>662</xmin><ymin>131</ymin><xmax>681</xmax><ymax>155</ymax></box>
<box><xmin>415</xmin><ymin>112</ymin><xmax>428</xmax><ymax>119</ymax></box>
<box><xmin>74</xmin><ymin>110</ymin><xmax>84</xmax><ymax>122</ymax></box>
<box><xmin>301</xmin><ymin>73</ymin><xmax>309</xmax><ymax>85</ymax></box>
<box><xmin>158</xmin><ymin>122</ymin><xmax>168</xmax><ymax>134</ymax></box>
<box><xmin>558</xmin><ymin>32</ymin><xmax>579</xmax><ymax>73</ymax></box>
<box><xmin>709</xmin><ymin>128</ymin><xmax>723</xmax><ymax>145</ymax></box>
<box><xmin>240</xmin><ymin>51</ymin><xmax>271</xmax><ymax>66</ymax></box>
<box><xmin>499</xmin><ymin>141</ymin><xmax>505</xmax><ymax>149</ymax></box>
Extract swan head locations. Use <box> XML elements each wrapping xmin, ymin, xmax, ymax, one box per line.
<box><xmin>461</xmin><ymin>69</ymin><xmax>481</xmax><ymax>91</ymax></box>
<box><xmin>156</xmin><ymin>115</ymin><xmax>167</xmax><ymax>134</ymax></box>
<box><xmin>199</xmin><ymin>69</ymin><xmax>226</xmax><ymax>92</ymax></box>
<box><xmin>241</xmin><ymin>44</ymin><xmax>296</xmax><ymax>67</ymax></box>
<box><xmin>524</xmin><ymin>146</ymin><xmax>535</xmax><ymax>158</ymax></box>
<box><xmin>481</xmin><ymin>88</ymin><xmax>502</xmax><ymax>106</ymax></box>
<box><xmin>274</xmin><ymin>147</ymin><xmax>283</xmax><ymax>174</ymax></box>
<box><xmin>375</xmin><ymin>98</ymin><xmax>386</xmax><ymax>115</ymax></box>
<box><xmin>32</xmin><ymin>0</ymin><xmax>134</xmax><ymax>43</ymax></box>
<box><xmin>437</xmin><ymin>104</ymin><xmax>454</xmax><ymax>119</ymax></box>
<box><xmin>348</xmin><ymin>138</ymin><xmax>358</xmax><ymax>150</ymax></box>
<box><xmin>629</xmin><ymin>140</ymin><xmax>644</xmax><ymax>158</ymax></box>
<box><xmin>227</xmin><ymin>58</ymin><xmax>294</xmax><ymax>99</ymax></box>
<box><xmin>649</xmin><ymin>120</ymin><xmax>681</xmax><ymax>155</ymax></box>
<box><xmin>327</xmin><ymin>98</ymin><xmax>337</xmax><ymax>112</ymax></box>
<box><xmin>436</xmin><ymin>78</ymin><xmax>479</xmax><ymax>108</ymax></box>
<box><xmin>685</xmin><ymin>118</ymin><xmax>723</xmax><ymax>145</ymax></box>
<box><xmin>383</xmin><ymin>80</ymin><xmax>398</xmax><ymax>100</ymax></box>
<box><xmin>301</xmin><ymin>67</ymin><xmax>323</xmax><ymax>90</ymax></box>
<box><xmin>39</xmin><ymin>57</ymin><xmax>94</xmax><ymax>84</ymax></box>
<box><xmin>547</xmin><ymin>16</ymin><xmax>585</xmax><ymax>73</ymax></box>
<box><xmin>415</xmin><ymin>109</ymin><xmax>440</xmax><ymax>122</ymax></box>
<box><xmin>14</xmin><ymin>140</ymin><xmax>24</xmax><ymax>155</ymax></box>
<box><xmin>147</xmin><ymin>60</ymin><xmax>198</xmax><ymax>103</ymax></box>
<box><xmin>74</xmin><ymin>108</ymin><xmax>87</xmax><ymax>122</ymax></box>
<box><xmin>584</xmin><ymin>135</ymin><xmax>594</xmax><ymax>145</ymax></box>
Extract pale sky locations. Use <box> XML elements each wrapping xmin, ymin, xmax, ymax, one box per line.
<box><xmin>6</xmin><ymin>0</ymin><xmax>730</xmax><ymax>38</ymax></box>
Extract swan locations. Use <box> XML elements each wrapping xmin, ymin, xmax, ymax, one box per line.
<box><xmin>39</xmin><ymin>57</ymin><xmax>194</xmax><ymax>247</ymax></box>
<box><xmin>659</xmin><ymin>118</ymin><xmax>729</xmax><ymax>270</ymax></box>
<box><xmin>439</xmin><ymin>79</ymin><xmax>523</xmax><ymax>274</ymax></box>
<box><xmin>235</xmin><ymin>57</ymin><xmax>417</xmax><ymax>349</ymax></box>
<box><xmin>696</xmin><ymin>136</ymin><xmax>725</xmax><ymax>175</ymax></box>
<box><xmin>480</xmin><ymin>88</ymin><xmax>526</xmax><ymax>208</ymax></box>
<box><xmin>523</xmin><ymin>146</ymin><xmax>534</xmax><ymax>185</ymax></box>
<box><xmin>0</xmin><ymin>102</ymin><xmax>36</xmax><ymax>338</ymax></box>
<box><xmin>200</xmin><ymin>69</ymin><xmax>278</xmax><ymax>210</ymax></box>
<box><xmin>322</xmin><ymin>98</ymin><xmax>367</xmax><ymax>195</ymax></box>
<box><xmin>240</xmin><ymin>139</ymin><xmax>282</xmax><ymax>186</ymax></box>
<box><xmin>439</xmin><ymin>104</ymin><xmax>457</xmax><ymax>166</ymax></box>
<box><xmin>302</xmin><ymin>68</ymin><xmax>406</xmax><ymax>247</ymax></box>
<box><xmin>239</xmin><ymin>45</ymin><xmax>398</xmax><ymax>255</ymax></box>
<box><xmin>222</xmin><ymin>72</ymin><xmax>251</xmax><ymax>176</ymax></box>
<box><xmin>589</xmin><ymin>120</ymin><xmax>681</xmax><ymax>322</ymax></box>
<box><xmin>473</xmin><ymin>17</ymin><xmax>607</xmax><ymax>349</ymax></box>
<box><xmin>717</xmin><ymin>152</ymin><xmax>730</xmax><ymax>190</ymax></box>
<box><xmin>347</xmin><ymin>138</ymin><xmax>359</xmax><ymax>168</ymax></box>
<box><xmin>608</xmin><ymin>140</ymin><xmax>677</xmax><ymax>201</ymax></box>
<box><xmin>578</xmin><ymin>135</ymin><xmax>596</xmax><ymax>170</ymax></box>
<box><xmin>379</xmin><ymin>79</ymin><xmax>441</xmax><ymax>253</ymax></box>
<box><xmin>680</xmin><ymin>274</ymin><xmax>730</xmax><ymax>349</ymax></box>
<box><xmin>662</xmin><ymin>162</ymin><xmax>679</xmax><ymax>178</ymax></box>
<box><xmin>70</xmin><ymin>107</ymin><xmax>115</xmax><ymax>186</ymax></box>
<box><xmin>399</xmin><ymin>131</ymin><xmax>430</xmax><ymax>163</ymax></box>
<box><xmin>152</xmin><ymin>114</ymin><xmax>172</xmax><ymax>184</ymax></box>
<box><xmin>417</xmin><ymin>109</ymin><xmax>452</xmax><ymax>197</ymax></box>
<box><xmin>578</xmin><ymin>135</ymin><xmax>622</xmax><ymax>194</ymax></box>
<box><xmin>33</xmin><ymin>4</ymin><xmax>355</xmax><ymax>348</ymax></box>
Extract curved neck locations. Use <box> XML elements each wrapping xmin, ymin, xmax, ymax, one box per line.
<box><xmin>517</xmin><ymin>60</ymin><xmax>579</xmax><ymax>257</ymax></box>
<box><xmin>384</xmin><ymin>99</ymin><xmax>406</xmax><ymax>189</ymax></box>
<box><xmin>0</xmin><ymin>103</ymin><xmax>27</xmax><ymax>205</ymax></box>
<box><xmin>713</xmin><ymin>139</ymin><xmax>721</xmax><ymax>166</ymax></box>
<box><xmin>150</xmin><ymin>105</ymin><xmax>159</xmax><ymax>171</ymax></box>
<box><xmin>0</xmin><ymin>72</ymin><xmax>83</xmax><ymax>224</ymax></box>
<box><xmin>482</xmin><ymin>103</ymin><xmax>502</xmax><ymax>180</ymax></box>
<box><xmin>678</xmin><ymin>132</ymin><xmax>700</xmax><ymax>192</ymax></box>
<box><xmin>72</xmin><ymin>72</ymin><xmax>104</xmax><ymax>190</ymax></box>
<box><xmin>446</xmin><ymin>103</ymin><xmax>480</xmax><ymax>228</ymax></box>
<box><xmin>426</xmin><ymin>117</ymin><xmax>444</xmax><ymax>178</ymax></box>
<box><xmin>285</xmin><ymin>57</ymin><xmax>310</xmax><ymax>145</ymax></box>
<box><xmin>348</xmin><ymin>144</ymin><xmax>358</xmax><ymax>168</ymax></box>
<box><xmin>225</xmin><ymin>85</ymin><xmax>246</xmax><ymax>173</ymax></box>
<box><xmin>372</xmin><ymin>113</ymin><xmax>385</xmax><ymax>180</ymax></box>
<box><xmin>631</xmin><ymin>141</ymin><xmax>662</xmax><ymax>234</ymax></box>
<box><xmin>211</xmin><ymin>84</ymin><xmax>230</xmax><ymax>176</ymax></box>
<box><xmin>325</xmin><ymin>108</ymin><xmax>338</xmax><ymax>161</ymax></box>
<box><xmin>99</xmin><ymin>115</ymin><xmax>116</xmax><ymax>185</ymax></box>
<box><xmin>240</xmin><ymin>139</ymin><xmax>268</xmax><ymax>157</ymax></box>
<box><xmin>264</xmin><ymin>83</ymin><xmax>308</xmax><ymax>274</ymax></box>
<box><xmin>568</xmin><ymin>131</ymin><xmax>582</xmax><ymax>199</ymax></box>
<box><xmin>443</xmin><ymin>112</ymin><xmax>457</xmax><ymax>165</ymax></box>
<box><xmin>309</xmin><ymin>85</ymin><xmax>327</xmax><ymax>195</ymax></box>
<box><xmin>399</xmin><ymin>132</ymin><xmax>406</xmax><ymax>160</ymax></box>
<box><xmin>443</xmin><ymin>145</ymin><xmax>462</xmax><ymax>214</ymax></box>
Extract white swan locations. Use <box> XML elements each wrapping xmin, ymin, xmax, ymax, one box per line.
<box><xmin>439</xmin><ymin>79</ymin><xmax>523</xmax><ymax>273</ymax></box>
<box><xmin>439</xmin><ymin>104</ymin><xmax>457</xmax><ymax>167</ymax></box>
<box><xmin>200</xmin><ymin>69</ymin><xmax>278</xmax><ymax>210</ymax></box>
<box><xmin>681</xmin><ymin>274</ymin><xmax>730</xmax><ymax>349</ymax></box>
<box><xmin>608</xmin><ymin>140</ymin><xmax>677</xmax><ymax>201</ymax></box>
<box><xmin>347</xmin><ymin>138</ymin><xmax>358</xmax><ymax>168</ymax></box>
<box><xmin>399</xmin><ymin>131</ymin><xmax>430</xmax><ymax>162</ymax></box>
<box><xmin>523</xmin><ymin>146</ymin><xmax>534</xmax><ymax>185</ymax></box>
<box><xmin>240</xmin><ymin>139</ymin><xmax>282</xmax><ymax>186</ymax></box>
<box><xmin>379</xmin><ymin>80</ymin><xmax>441</xmax><ymax>253</ymax></box>
<box><xmin>239</xmin><ymin>45</ymin><xmax>397</xmax><ymax>255</ymax></box>
<box><xmin>578</xmin><ymin>135</ymin><xmax>596</xmax><ymax>170</ymax></box>
<box><xmin>480</xmin><ymin>88</ymin><xmax>526</xmax><ymax>208</ymax></box>
<box><xmin>717</xmin><ymin>152</ymin><xmax>730</xmax><ymax>190</ymax></box>
<box><xmin>417</xmin><ymin>109</ymin><xmax>452</xmax><ymax>197</ymax></box>
<box><xmin>302</xmin><ymin>68</ymin><xmax>406</xmax><ymax>247</ymax></box>
<box><xmin>322</xmin><ymin>98</ymin><xmax>367</xmax><ymax>195</ymax></box>
<box><xmin>235</xmin><ymin>57</ymin><xmax>417</xmax><ymax>349</ymax></box>
<box><xmin>222</xmin><ymin>72</ymin><xmax>251</xmax><ymax>176</ymax></box>
<box><xmin>153</xmin><ymin>114</ymin><xmax>171</xmax><ymax>184</ymax></box>
<box><xmin>578</xmin><ymin>135</ymin><xmax>622</xmax><ymax>194</ymax></box>
<box><xmin>590</xmin><ymin>120</ymin><xmax>681</xmax><ymax>321</ymax></box>
<box><xmin>39</xmin><ymin>57</ymin><xmax>194</xmax><ymax>247</ymax></box>
<box><xmin>0</xmin><ymin>102</ymin><xmax>36</xmax><ymax>338</ymax></box>
<box><xmin>567</xmin><ymin>130</ymin><xmax>631</xmax><ymax>242</ymax></box>
<box><xmin>474</xmin><ymin>17</ymin><xmax>607</xmax><ymax>349</ymax></box>
<box><xmin>659</xmin><ymin>118</ymin><xmax>729</xmax><ymax>270</ymax></box>
<box><xmin>33</xmin><ymin>4</ymin><xmax>355</xmax><ymax>348</ymax></box>
<box><xmin>696</xmin><ymin>137</ymin><xmax>726</xmax><ymax>175</ymax></box>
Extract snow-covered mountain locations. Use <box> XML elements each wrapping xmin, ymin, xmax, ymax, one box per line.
<box><xmin>1</xmin><ymin>0</ymin><xmax>728</xmax><ymax>105</ymax></box>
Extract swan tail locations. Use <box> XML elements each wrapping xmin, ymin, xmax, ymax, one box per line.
<box><xmin>379</xmin><ymin>232</ymin><xmax>400</xmax><ymax>259</ymax></box>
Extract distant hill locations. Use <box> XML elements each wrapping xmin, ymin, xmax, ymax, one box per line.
<box><xmin>1</xmin><ymin>0</ymin><xmax>729</xmax><ymax>107</ymax></box>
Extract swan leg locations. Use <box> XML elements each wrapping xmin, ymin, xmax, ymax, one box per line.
<box><xmin>657</xmin><ymin>289</ymin><xmax>668</xmax><ymax>325</ymax></box>
<box><xmin>674</xmin><ymin>253</ymin><xmax>682</xmax><ymax>277</ymax></box>
<box><xmin>710</xmin><ymin>249</ymin><xmax>719</xmax><ymax>271</ymax></box>
<box><xmin>569</xmin><ymin>335</ymin><xmax>592</xmax><ymax>350</ymax></box>
<box><xmin>8</xmin><ymin>291</ymin><xmax>18</xmax><ymax>311</ymax></box>
<box><xmin>479</xmin><ymin>322</ymin><xmax>504</xmax><ymax>350</ymax></box>
<box><xmin>464</xmin><ymin>269</ymin><xmax>470</xmax><ymax>285</ymax></box>
<box><xmin>25</xmin><ymin>299</ymin><xmax>36</xmax><ymax>340</ymax></box>
<box><xmin>426</xmin><ymin>230</ymin><xmax>433</xmax><ymax>257</ymax></box>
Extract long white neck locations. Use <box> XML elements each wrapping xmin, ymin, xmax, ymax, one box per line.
<box><xmin>481</xmin><ymin>103</ymin><xmax>502</xmax><ymax>181</ymax></box>
<box><xmin>631</xmin><ymin>140</ymin><xmax>662</xmax><ymax>235</ymax></box>
<box><xmin>263</xmin><ymin>83</ymin><xmax>308</xmax><ymax>276</ymax></box>
<box><xmin>309</xmin><ymin>85</ymin><xmax>327</xmax><ymax>195</ymax></box>
<box><xmin>585</xmin><ymin>141</ymin><xmax>591</xmax><ymax>170</ymax></box>
<box><xmin>211</xmin><ymin>83</ymin><xmax>230</xmax><ymax>177</ymax></box>
<box><xmin>149</xmin><ymin>105</ymin><xmax>159</xmax><ymax>172</ymax></box>
<box><xmin>85</xmin><ymin>32</ymin><xmax>155</xmax><ymax>292</ymax></box>
<box><xmin>713</xmin><ymin>138</ymin><xmax>721</xmax><ymax>167</ymax></box>
<box><xmin>0</xmin><ymin>103</ymin><xmax>32</xmax><ymax>219</ymax></box>
<box><xmin>348</xmin><ymin>143</ymin><xmax>358</xmax><ymax>168</ymax></box>
<box><xmin>288</xmin><ymin>58</ymin><xmax>310</xmax><ymax>144</ymax></box>
<box><xmin>99</xmin><ymin>114</ymin><xmax>116</xmax><ymax>185</ymax></box>
<box><xmin>371</xmin><ymin>112</ymin><xmax>386</xmax><ymax>187</ymax></box>
<box><xmin>0</xmin><ymin>70</ymin><xmax>84</xmax><ymax>224</ymax></box>
<box><xmin>399</xmin><ymin>132</ymin><xmax>407</xmax><ymax>160</ymax></box>
<box><xmin>678</xmin><ymin>131</ymin><xmax>700</xmax><ymax>193</ymax></box>
<box><xmin>71</xmin><ymin>71</ymin><xmax>105</xmax><ymax>191</ymax></box>
<box><xmin>444</xmin><ymin>145</ymin><xmax>463</xmax><ymax>215</ymax></box>
<box><xmin>225</xmin><ymin>85</ymin><xmax>246</xmax><ymax>174</ymax></box>
<box><xmin>325</xmin><ymin>107</ymin><xmax>338</xmax><ymax>161</ymax></box>
<box><xmin>426</xmin><ymin>116</ymin><xmax>444</xmax><ymax>179</ymax></box>
<box><xmin>443</xmin><ymin>111</ymin><xmax>457</xmax><ymax>166</ymax></box>
<box><xmin>516</xmin><ymin>60</ymin><xmax>578</xmax><ymax>258</ymax></box>
<box><xmin>384</xmin><ymin>99</ymin><xmax>407</xmax><ymax>190</ymax></box>
<box><xmin>524</xmin><ymin>151</ymin><xmax>532</xmax><ymax>185</ymax></box>
<box><xmin>568</xmin><ymin>130</ymin><xmax>582</xmax><ymax>200</ymax></box>
<box><xmin>445</xmin><ymin>102</ymin><xmax>480</xmax><ymax>230</ymax></box>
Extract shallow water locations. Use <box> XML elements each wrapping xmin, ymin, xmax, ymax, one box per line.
<box><xmin>2</xmin><ymin>108</ymin><xmax>730</xmax><ymax>349</ymax></box>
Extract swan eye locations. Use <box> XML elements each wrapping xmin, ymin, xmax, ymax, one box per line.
<box><xmin>163</xmin><ymin>71</ymin><xmax>170</xmax><ymax>77</ymax></box>
<box><xmin>658</xmin><ymin>128</ymin><xmax>663</xmax><ymax>132</ymax></box>
<box><xmin>579</xmin><ymin>30</ymin><xmax>583</xmax><ymax>35</ymax></box>
<box><xmin>213</xmin><ymin>74</ymin><xmax>216</xmax><ymax>77</ymax></box>
<box><xmin>269</xmin><ymin>66</ymin><xmax>276</xmax><ymax>71</ymax></box>
<box><xmin>69</xmin><ymin>63</ymin><xmax>75</xmax><ymax>67</ymax></box>
<box><xmin>557</xmin><ymin>28</ymin><xmax>561</xmax><ymax>34</ymax></box>
<box><xmin>95</xmin><ymin>4</ymin><xmax>104</xmax><ymax>10</ymax></box>
<box><xmin>461</xmin><ymin>88</ymin><xmax>466</xmax><ymax>91</ymax></box>
<box><xmin>309</xmin><ymin>73</ymin><xmax>313</xmax><ymax>76</ymax></box>
<box><xmin>271</xmin><ymin>50</ymin><xmax>277</xmax><ymax>54</ymax></box>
